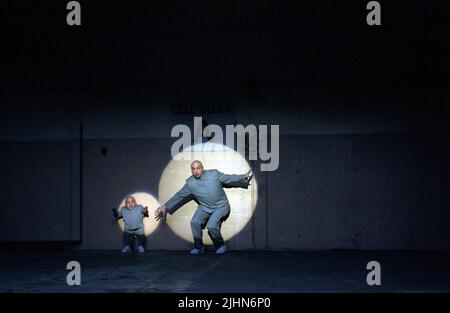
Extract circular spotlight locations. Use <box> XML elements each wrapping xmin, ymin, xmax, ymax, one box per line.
<box><xmin>116</xmin><ymin>192</ymin><xmax>160</xmax><ymax>236</ymax></box>
<box><xmin>158</xmin><ymin>143</ymin><xmax>258</xmax><ymax>245</ymax></box>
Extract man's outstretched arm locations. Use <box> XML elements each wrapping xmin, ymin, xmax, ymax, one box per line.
<box><xmin>141</xmin><ymin>206</ymin><xmax>149</xmax><ymax>217</ymax></box>
<box><xmin>218</xmin><ymin>169</ymin><xmax>253</xmax><ymax>189</ymax></box>
<box><xmin>112</xmin><ymin>207</ymin><xmax>123</xmax><ymax>220</ymax></box>
<box><xmin>154</xmin><ymin>183</ymin><xmax>194</xmax><ymax>220</ymax></box>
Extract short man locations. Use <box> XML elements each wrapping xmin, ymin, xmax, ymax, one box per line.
<box><xmin>113</xmin><ymin>195</ymin><xmax>149</xmax><ymax>253</ymax></box>
<box><xmin>154</xmin><ymin>160</ymin><xmax>253</xmax><ymax>254</ymax></box>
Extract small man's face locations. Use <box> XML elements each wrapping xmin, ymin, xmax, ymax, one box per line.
<box><xmin>125</xmin><ymin>197</ymin><xmax>136</xmax><ymax>209</ymax></box>
<box><xmin>191</xmin><ymin>162</ymin><xmax>204</xmax><ymax>178</ymax></box>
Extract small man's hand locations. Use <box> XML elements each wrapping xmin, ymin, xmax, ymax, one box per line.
<box><xmin>245</xmin><ymin>169</ymin><xmax>254</xmax><ymax>183</ymax></box>
<box><xmin>142</xmin><ymin>206</ymin><xmax>149</xmax><ymax>217</ymax></box>
<box><xmin>154</xmin><ymin>206</ymin><xmax>167</xmax><ymax>221</ymax></box>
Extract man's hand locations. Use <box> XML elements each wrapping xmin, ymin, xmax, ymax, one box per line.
<box><xmin>142</xmin><ymin>206</ymin><xmax>149</xmax><ymax>217</ymax></box>
<box><xmin>154</xmin><ymin>206</ymin><xmax>167</xmax><ymax>221</ymax></box>
<box><xmin>245</xmin><ymin>169</ymin><xmax>254</xmax><ymax>183</ymax></box>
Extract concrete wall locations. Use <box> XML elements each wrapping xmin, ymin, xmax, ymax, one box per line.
<box><xmin>1</xmin><ymin>0</ymin><xmax>448</xmax><ymax>250</ymax></box>
<box><xmin>0</xmin><ymin>140</ymin><xmax>73</xmax><ymax>241</ymax></box>
<box><xmin>1</xmin><ymin>86</ymin><xmax>448</xmax><ymax>250</ymax></box>
<box><xmin>78</xmin><ymin>132</ymin><xmax>449</xmax><ymax>250</ymax></box>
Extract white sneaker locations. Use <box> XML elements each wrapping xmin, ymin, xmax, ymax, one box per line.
<box><xmin>121</xmin><ymin>246</ymin><xmax>131</xmax><ymax>253</ymax></box>
<box><xmin>215</xmin><ymin>245</ymin><xmax>228</xmax><ymax>254</ymax></box>
<box><xmin>137</xmin><ymin>246</ymin><xmax>145</xmax><ymax>253</ymax></box>
<box><xmin>190</xmin><ymin>247</ymin><xmax>205</xmax><ymax>255</ymax></box>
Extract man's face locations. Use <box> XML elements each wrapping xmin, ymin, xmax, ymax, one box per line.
<box><xmin>125</xmin><ymin>197</ymin><xmax>136</xmax><ymax>209</ymax></box>
<box><xmin>191</xmin><ymin>162</ymin><xmax>204</xmax><ymax>178</ymax></box>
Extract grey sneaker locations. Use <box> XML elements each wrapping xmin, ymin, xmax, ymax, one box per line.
<box><xmin>121</xmin><ymin>246</ymin><xmax>131</xmax><ymax>253</ymax></box>
<box><xmin>137</xmin><ymin>246</ymin><xmax>145</xmax><ymax>253</ymax></box>
<box><xmin>215</xmin><ymin>245</ymin><xmax>228</xmax><ymax>254</ymax></box>
<box><xmin>190</xmin><ymin>247</ymin><xmax>205</xmax><ymax>255</ymax></box>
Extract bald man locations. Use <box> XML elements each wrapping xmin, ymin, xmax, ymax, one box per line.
<box><xmin>155</xmin><ymin>160</ymin><xmax>253</xmax><ymax>254</ymax></box>
<box><xmin>113</xmin><ymin>196</ymin><xmax>149</xmax><ymax>253</ymax></box>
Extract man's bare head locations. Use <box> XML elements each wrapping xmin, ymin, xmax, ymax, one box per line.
<box><xmin>125</xmin><ymin>196</ymin><xmax>137</xmax><ymax>209</ymax></box>
<box><xmin>191</xmin><ymin>160</ymin><xmax>204</xmax><ymax>178</ymax></box>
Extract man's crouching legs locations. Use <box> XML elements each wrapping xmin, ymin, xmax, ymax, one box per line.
<box><xmin>207</xmin><ymin>208</ymin><xmax>229</xmax><ymax>254</ymax></box>
<box><xmin>190</xmin><ymin>208</ymin><xmax>210</xmax><ymax>254</ymax></box>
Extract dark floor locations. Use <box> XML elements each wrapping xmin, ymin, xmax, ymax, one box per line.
<box><xmin>0</xmin><ymin>250</ymin><xmax>449</xmax><ymax>292</ymax></box>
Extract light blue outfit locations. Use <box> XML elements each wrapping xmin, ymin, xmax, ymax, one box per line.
<box><xmin>118</xmin><ymin>204</ymin><xmax>146</xmax><ymax>235</ymax></box>
<box><xmin>164</xmin><ymin>169</ymin><xmax>249</xmax><ymax>249</ymax></box>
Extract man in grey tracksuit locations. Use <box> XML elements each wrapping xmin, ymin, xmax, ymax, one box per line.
<box><xmin>154</xmin><ymin>160</ymin><xmax>253</xmax><ymax>254</ymax></box>
<box><xmin>113</xmin><ymin>195</ymin><xmax>149</xmax><ymax>253</ymax></box>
